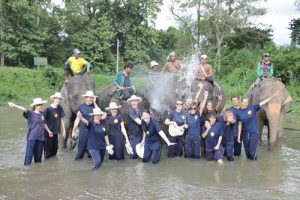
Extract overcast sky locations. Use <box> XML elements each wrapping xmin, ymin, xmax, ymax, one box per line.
<box><xmin>155</xmin><ymin>0</ymin><xmax>300</xmax><ymax>45</ymax></box>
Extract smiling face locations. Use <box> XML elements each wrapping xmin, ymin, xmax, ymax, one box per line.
<box><xmin>130</xmin><ymin>100</ymin><xmax>139</xmax><ymax>108</ymax></box>
<box><xmin>241</xmin><ymin>98</ymin><xmax>249</xmax><ymax>109</ymax></box>
<box><xmin>53</xmin><ymin>97</ymin><xmax>62</xmax><ymax>105</ymax></box>
<box><xmin>209</xmin><ymin>115</ymin><xmax>216</xmax><ymax>125</ymax></box>
<box><xmin>142</xmin><ymin>111</ymin><xmax>151</xmax><ymax>123</ymax></box>
<box><xmin>231</xmin><ymin>97</ymin><xmax>239</xmax><ymax>107</ymax></box>
<box><xmin>110</xmin><ymin>109</ymin><xmax>118</xmax><ymax>116</ymax></box>
<box><xmin>34</xmin><ymin>104</ymin><xmax>44</xmax><ymax>112</ymax></box>
<box><xmin>85</xmin><ymin>96</ymin><xmax>94</xmax><ymax>105</ymax></box>
<box><xmin>206</xmin><ymin>101</ymin><xmax>213</xmax><ymax>111</ymax></box>
<box><xmin>93</xmin><ymin>114</ymin><xmax>102</xmax><ymax>124</ymax></box>
<box><xmin>176</xmin><ymin>100</ymin><xmax>183</xmax><ymax>111</ymax></box>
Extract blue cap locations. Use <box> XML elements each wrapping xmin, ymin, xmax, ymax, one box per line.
<box><xmin>73</xmin><ymin>48</ymin><xmax>81</xmax><ymax>54</ymax></box>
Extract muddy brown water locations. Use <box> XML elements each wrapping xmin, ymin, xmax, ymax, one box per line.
<box><xmin>0</xmin><ymin>106</ymin><xmax>299</xmax><ymax>200</ymax></box>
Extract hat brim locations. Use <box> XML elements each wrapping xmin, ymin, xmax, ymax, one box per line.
<box><xmin>105</xmin><ymin>106</ymin><xmax>122</xmax><ymax>110</ymax></box>
<box><xmin>89</xmin><ymin>112</ymin><xmax>105</xmax><ymax>116</ymax></box>
<box><xmin>50</xmin><ymin>95</ymin><xmax>64</xmax><ymax>100</ymax></box>
<box><xmin>127</xmin><ymin>98</ymin><xmax>142</xmax><ymax>104</ymax></box>
<box><xmin>30</xmin><ymin>100</ymin><xmax>48</xmax><ymax>107</ymax></box>
<box><xmin>82</xmin><ymin>95</ymin><xmax>98</xmax><ymax>98</ymax></box>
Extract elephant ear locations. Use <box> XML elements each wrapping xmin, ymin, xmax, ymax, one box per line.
<box><xmin>282</xmin><ymin>89</ymin><xmax>292</xmax><ymax>105</ymax></box>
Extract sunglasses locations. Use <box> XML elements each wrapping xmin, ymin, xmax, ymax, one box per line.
<box><xmin>176</xmin><ymin>103</ymin><xmax>183</xmax><ymax>105</ymax></box>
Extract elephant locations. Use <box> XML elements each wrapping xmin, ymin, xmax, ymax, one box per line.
<box><xmin>244</xmin><ymin>78</ymin><xmax>292</xmax><ymax>150</ymax></box>
<box><xmin>60</xmin><ymin>74</ymin><xmax>95</xmax><ymax>148</ymax></box>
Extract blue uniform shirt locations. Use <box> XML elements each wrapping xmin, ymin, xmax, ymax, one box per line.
<box><xmin>217</xmin><ymin>116</ymin><xmax>235</xmax><ymax>144</ymax></box>
<box><xmin>127</xmin><ymin>107</ymin><xmax>143</xmax><ymax>135</ymax></box>
<box><xmin>202</xmin><ymin>122</ymin><xmax>224</xmax><ymax>149</ymax></box>
<box><xmin>186</xmin><ymin>111</ymin><xmax>201</xmax><ymax>136</ymax></box>
<box><xmin>225</xmin><ymin>107</ymin><xmax>240</xmax><ymax>137</ymax></box>
<box><xmin>23</xmin><ymin>110</ymin><xmax>45</xmax><ymax>141</ymax></box>
<box><xmin>166</xmin><ymin>110</ymin><xmax>186</xmax><ymax>126</ymax></box>
<box><xmin>236</xmin><ymin>104</ymin><xmax>261</xmax><ymax>134</ymax></box>
<box><xmin>78</xmin><ymin>103</ymin><xmax>95</xmax><ymax>129</ymax></box>
<box><xmin>142</xmin><ymin>119</ymin><xmax>162</xmax><ymax>143</ymax></box>
<box><xmin>106</xmin><ymin>114</ymin><xmax>123</xmax><ymax>135</ymax></box>
<box><xmin>44</xmin><ymin>105</ymin><xmax>65</xmax><ymax>134</ymax></box>
<box><xmin>87</xmin><ymin>120</ymin><xmax>107</xmax><ymax>150</ymax></box>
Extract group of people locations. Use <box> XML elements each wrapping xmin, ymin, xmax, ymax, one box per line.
<box><xmin>8</xmin><ymin>49</ymin><xmax>277</xmax><ymax>168</ymax></box>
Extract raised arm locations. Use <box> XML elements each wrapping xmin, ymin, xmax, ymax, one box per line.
<box><xmin>199</xmin><ymin>91</ymin><xmax>208</xmax><ymax>115</ymax></box>
<box><xmin>158</xmin><ymin>130</ymin><xmax>175</xmax><ymax>146</ymax></box>
<box><xmin>215</xmin><ymin>95</ymin><xmax>223</xmax><ymax>113</ymax></box>
<box><xmin>259</xmin><ymin>92</ymin><xmax>278</xmax><ymax>107</ymax></box>
<box><xmin>8</xmin><ymin>102</ymin><xmax>26</xmax><ymax>112</ymax></box>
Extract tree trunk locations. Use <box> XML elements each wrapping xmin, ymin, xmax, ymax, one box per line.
<box><xmin>0</xmin><ymin>52</ymin><xmax>4</xmax><ymax>66</ymax></box>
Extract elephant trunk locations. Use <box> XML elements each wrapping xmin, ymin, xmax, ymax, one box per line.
<box><xmin>265</xmin><ymin>103</ymin><xmax>281</xmax><ymax>151</ymax></box>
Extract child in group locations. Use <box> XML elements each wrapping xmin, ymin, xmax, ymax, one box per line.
<box><xmin>202</xmin><ymin>112</ymin><xmax>224</xmax><ymax>165</ymax></box>
<box><xmin>105</xmin><ymin>101</ymin><xmax>132</xmax><ymax>160</ymax></box>
<box><xmin>77</xmin><ymin>108</ymin><xmax>113</xmax><ymax>169</ymax></box>
<box><xmin>44</xmin><ymin>92</ymin><xmax>66</xmax><ymax>159</ymax></box>
<box><xmin>8</xmin><ymin>98</ymin><xmax>52</xmax><ymax>165</ymax></box>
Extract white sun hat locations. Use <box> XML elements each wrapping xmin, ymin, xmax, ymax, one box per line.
<box><xmin>127</xmin><ymin>95</ymin><xmax>142</xmax><ymax>104</ymax></box>
<box><xmin>105</xmin><ymin>102</ymin><xmax>122</xmax><ymax>110</ymax></box>
<box><xmin>200</xmin><ymin>54</ymin><xmax>208</xmax><ymax>59</ymax></box>
<box><xmin>82</xmin><ymin>90</ymin><xmax>98</xmax><ymax>98</ymax></box>
<box><xmin>50</xmin><ymin>92</ymin><xmax>64</xmax><ymax>100</ymax></box>
<box><xmin>89</xmin><ymin>107</ymin><xmax>105</xmax><ymax>116</ymax></box>
<box><xmin>136</xmin><ymin>141</ymin><xmax>145</xmax><ymax>158</ymax></box>
<box><xmin>168</xmin><ymin>123</ymin><xmax>185</xmax><ymax>137</ymax></box>
<box><xmin>30</xmin><ymin>98</ymin><xmax>48</xmax><ymax>107</ymax></box>
<box><xmin>150</xmin><ymin>60</ymin><xmax>159</xmax><ymax>68</ymax></box>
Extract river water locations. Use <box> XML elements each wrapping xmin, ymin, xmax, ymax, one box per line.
<box><xmin>0</xmin><ymin>105</ymin><xmax>299</xmax><ymax>200</ymax></box>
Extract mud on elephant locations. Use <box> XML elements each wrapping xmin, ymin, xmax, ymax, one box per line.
<box><xmin>245</xmin><ymin>78</ymin><xmax>292</xmax><ymax>150</ymax></box>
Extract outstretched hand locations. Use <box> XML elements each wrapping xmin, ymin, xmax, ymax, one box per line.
<box><xmin>8</xmin><ymin>102</ymin><xmax>15</xmax><ymax>107</ymax></box>
<box><xmin>168</xmin><ymin>142</ymin><xmax>176</xmax><ymax>146</ymax></box>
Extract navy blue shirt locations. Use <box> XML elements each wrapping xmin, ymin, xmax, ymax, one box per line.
<box><xmin>202</xmin><ymin>122</ymin><xmax>224</xmax><ymax>149</ymax></box>
<box><xmin>236</xmin><ymin>104</ymin><xmax>261</xmax><ymax>134</ymax></box>
<box><xmin>106</xmin><ymin>114</ymin><xmax>123</xmax><ymax>135</ymax></box>
<box><xmin>127</xmin><ymin>107</ymin><xmax>143</xmax><ymax>135</ymax></box>
<box><xmin>78</xmin><ymin>103</ymin><xmax>95</xmax><ymax>129</ymax></box>
<box><xmin>141</xmin><ymin>119</ymin><xmax>162</xmax><ymax>143</ymax></box>
<box><xmin>225</xmin><ymin>107</ymin><xmax>240</xmax><ymax>137</ymax></box>
<box><xmin>44</xmin><ymin>105</ymin><xmax>65</xmax><ymax>134</ymax></box>
<box><xmin>217</xmin><ymin>116</ymin><xmax>235</xmax><ymax>144</ymax></box>
<box><xmin>186</xmin><ymin>111</ymin><xmax>201</xmax><ymax>136</ymax></box>
<box><xmin>87</xmin><ymin>120</ymin><xmax>107</xmax><ymax>150</ymax></box>
<box><xmin>23</xmin><ymin>110</ymin><xmax>45</xmax><ymax>141</ymax></box>
<box><xmin>166</xmin><ymin>110</ymin><xmax>186</xmax><ymax>126</ymax></box>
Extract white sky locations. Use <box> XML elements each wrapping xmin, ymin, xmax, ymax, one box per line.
<box><xmin>155</xmin><ymin>0</ymin><xmax>300</xmax><ymax>45</ymax></box>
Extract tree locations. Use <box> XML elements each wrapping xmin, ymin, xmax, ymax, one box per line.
<box><xmin>289</xmin><ymin>18</ymin><xmax>300</xmax><ymax>46</ymax></box>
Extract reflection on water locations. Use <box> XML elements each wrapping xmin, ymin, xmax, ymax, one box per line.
<box><xmin>0</xmin><ymin>106</ymin><xmax>299</xmax><ymax>199</ymax></box>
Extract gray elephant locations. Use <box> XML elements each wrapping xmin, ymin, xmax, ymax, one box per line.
<box><xmin>60</xmin><ymin>74</ymin><xmax>95</xmax><ymax>148</ymax></box>
<box><xmin>245</xmin><ymin>78</ymin><xmax>292</xmax><ymax>150</ymax></box>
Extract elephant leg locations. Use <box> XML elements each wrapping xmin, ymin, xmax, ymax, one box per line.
<box><xmin>60</xmin><ymin>109</ymin><xmax>72</xmax><ymax>149</ymax></box>
<box><xmin>276</xmin><ymin>111</ymin><xmax>284</xmax><ymax>148</ymax></box>
<box><xmin>266</xmin><ymin>103</ymin><xmax>281</xmax><ymax>151</ymax></box>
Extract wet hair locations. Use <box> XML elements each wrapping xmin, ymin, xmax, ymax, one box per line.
<box><xmin>142</xmin><ymin>109</ymin><xmax>151</xmax><ymax>115</ymax></box>
<box><xmin>189</xmin><ymin>101</ymin><xmax>199</xmax><ymax>110</ymax></box>
<box><xmin>124</xmin><ymin>62</ymin><xmax>134</xmax><ymax>69</ymax></box>
<box><xmin>167</xmin><ymin>51</ymin><xmax>176</xmax><ymax>62</ymax></box>
<box><xmin>208</xmin><ymin>111</ymin><xmax>217</xmax><ymax>119</ymax></box>
<box><xmin>231</xmin><ymin>95</ymin><xmax>239</xmax><ymax>100</ymax></box>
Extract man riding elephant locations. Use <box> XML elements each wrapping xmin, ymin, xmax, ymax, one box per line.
<box><xmin>162</xmin><ymin>52</ymin><xmax>182</xmax><ymax>73</ymax></box>
<box><xmin>64</xmin><ymin>48</ymin><xmax>92</xmax><ymax>83</ymax></box>
<box><xmin>253</xmin><ymin>52</ymin><xmax>274</xmax><ymax>88</ymax></box>
<box><xmin>196</xmin><ymin>54</ymin><xmax>215</xmax><ymax>87</ymax></box>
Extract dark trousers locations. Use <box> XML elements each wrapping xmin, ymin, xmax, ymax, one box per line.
<box><xmin>75</xmin><ymin>128</ymin><xmax>89</xmax><ymax>160</ymax></box>
<box><xmin>223</xmin><ymin>142</ymin><xmax>234</xmax><ymax>161</ymax></box>
<box><xmin>168</xmin><ymin>135</ymin><xmax>184</xmax><ymax>157</ymax></box>
<box><xmin>184</xmin><ymin>134</ymin><xmax>201</xmax><ymax>158</ymax></box>
<box><xmin>205</xmin><ymin>76</ymin><xmax>214</xmax><ymax>86</ymax></box>
<box><xmin>24</xmin><ymin>140</ymin><xmax>44</xmax><ymax>165</ymax></box>
<box><xmin>143</xmin><ymin>140</ymin><xmax>162</xmax><ymax>164</ymax></box>
<box><xmin>129</xmin><ymin>133</ymin><xmax>143</xmax><ymax>159</ymax></box>
<box><xmin>206</xmin><ymin>146</ymin><xmax>224</xmax><ymax>161</ymax></box>
<box><xmin>65</xmin><ymin>63</ymin><xmax>87</xmax><ymax>77</ymax></box>
<box><xmin>108</xmin><ymin>134</ymin><xmax>125</xmax><ymax>160</ymax></box>
<box><xmin>88</xmin><ymin>149</ymin><xmax>105</xmax><ymax>168</ymax></box>
<box><xmin>242</xmin><ymin>132</ymin><xmax>259</xmax><ymax>160</ymax></box>
<box><xmin>44</xmin><ymin>134</ymin><xmax>58</xmax><ymax>159</ymax></box>
<box><xmin>234</xmin><ymin>136</ymin><xmax>242</xmax><ymax>156</ymax></box>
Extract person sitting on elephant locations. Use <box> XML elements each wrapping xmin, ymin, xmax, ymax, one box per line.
<box><xmin>113</xmin><ymin>62</ymin><xmax>135</xmax><ymax>100</ymax></box>
<box><xmin>225</xmin><ymin>95</ymin><xmax>241</xmax><ymax>156</ymax></box>
<box><xmin>162</xmin><ymin>52</ymin><xmax>182</xmax><ymax>73</ymax></box>
<box><xmin>148</xmin><ymin>60</ymin><xmax>160</xmax><ymax>89</ymax></box>
<box><xmin>253</xmin><ymin>52</ymin><xmax>274</xmax><ymax>87</ymax></box>
<box><xmin>105</xmin><ymin>101</ymin><xmax>133</xmax><ymax>160</ymax></box>
<box><xmin>72</xmin><ymin>91</ymin><xmax>102</xmax><ymax>160</ymax></box>
<box><xmin>141</xmin><ymin>110</ymin><xmax>176</xmax><ymax>164</ymax></box>
<box><xmin>217</xmin><ymin>111</ymin><xmax>236</xmax><ymax>161</ymax></box>
<box><xmin>64</xmin><ymin>48</ymin><xmax>91</xmax><ymax>83</ymax></box>
<box><xmin>201</xmin><ymin>112</ymin><xmax>224</xmax><ymax>165</ymax></box>
<box><xmin>237</xmin><ymin>92</ymin><xmax>278</xmax><ymax>160</ymax></box>
<box><xmin>196</xmin><ymin>54</ymin><xmax>214</xmax><ymax>87</ymax></box>
<box><xmin>126</xmin><ymin>95</ymin><xmax>144</xmax><ymax>159</ymax></box>
<box><xmin>165</xmin><ymin>99</ymin><xmax>188</xmax><ymax>158</ymax></box>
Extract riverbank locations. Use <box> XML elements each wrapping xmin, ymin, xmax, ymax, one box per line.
<box><xmin>1</xmin><ymin>66</ymin><xmax>299</xmax><ymax>114</ymax></box>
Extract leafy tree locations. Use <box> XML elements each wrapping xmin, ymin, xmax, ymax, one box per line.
<box><xmin>289</xmin><ymin>18</ymin><xmax>300</xmax><ymax>46</ymax></box>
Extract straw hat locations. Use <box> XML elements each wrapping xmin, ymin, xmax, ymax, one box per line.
<box><xmin>50</xmin><ymin>92</ymin><xmax>64</xmax><ymax>100</ymax></box>
<box><xmin>168</xmin><ymin>123</ymin><xmax>185</xmax><ymax>137</ymax></box>
<box><xmin>30</xmin><ymin>98</ymin><xmax>48</xmax><ymax>107</ymax></box>
<box><xmin>200</xmin><ymin>54</ymin><xmax>208</xmax><ymax>59</ymax></box>
<box><xmin>150</xmin><ymin>60</ymin><xmax>159</xmax><ymax>68</ymax></box>
<box><xmin>82</xmin><ymin>90</ymin><xmax>98</xmax><ymax>98</ymax></box>
<box><xmin>105</xmin><ymin>102</ymin><xmax>121</xmax><ymax>110</ymax></box>
<box><xmin>127</xmin><ymin>95</ymin><xmax>142</xmax><ymax>104</ymax></box>
<box><xmin>136</xmin><ymin>142</ymin><xmax>145</xmax><ymax>158</ymax></box>
<box><xmin>89</xmin><ymin>108</ymin><xmax>105</xmax><ymax>116</ymax></box>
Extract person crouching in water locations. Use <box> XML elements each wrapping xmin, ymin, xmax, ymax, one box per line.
<box><xmin>202</xmin><ymin>112</ymin><xmax>224</xmax><ymax>165</ymax></box>
<box><xmin>127</xmin><ymin>95</ymin><xmax>144</xmax><ymax>159</ymax></box>
<box><xmin>44</xmin><ymin>92</ymin><xmax>66</xmax><ymax>159</ymax></box>
<box><xmin>217</xmin><ymin>111</ymin><xmax>236</xmax><ymax>161</ymax></box>
<box><xmin>184</xmin><ymin>100</ymin><xmax>206</xmax><ymax>159</ymax></box>
<box><xmin>105</xmin><ymin>102</ymin><xmax>133</xmax><ymax>160</ymax></box>
<box><xmin>77</xmin><ymin>108</ymin><xmax>112</xmax><ymax>169</ymax></box>
<box><xmin>8</xmin><ymin>98</ymin><xmax>50</xmax><ymax>165</ymax></box>
<box><xmin>141</xmin><ymin>110</ymin><xmax>175</xmax><ymax>164</ymax></box>
<box><xmin>165</xmin><ymin>99</ymin><xmax>188</xmax><ymax>158</ymax></box>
